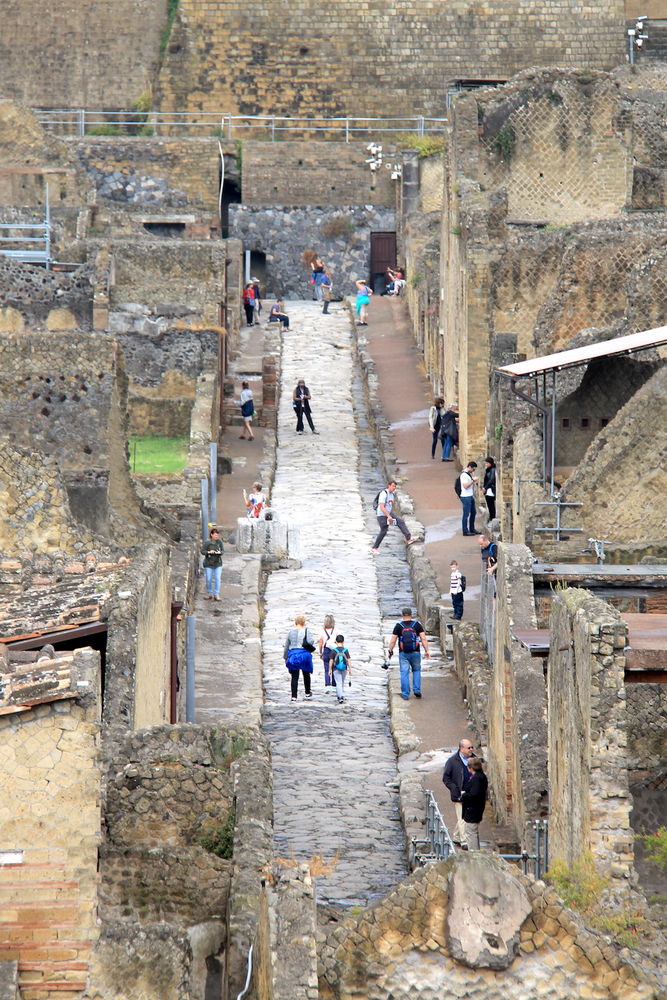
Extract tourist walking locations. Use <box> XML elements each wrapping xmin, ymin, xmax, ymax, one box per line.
<box><xmin>387</xmin><ymin>606</ymin><xmax>430</xmax><ymax>700</ymax></box>
<box><xmin>238</xmin><ymin>380</ymin><xmax>255</xmax><ymax>440</ymax></box>
<box><xmin>293</xmin><ymin>379</ymin><xmax>318</xmax><ymax>434</ymax></box>
<box><xmin>483</xmin><ymin>456</ymin><xmax>497</xmax><ymax>521</ymax></box>
<box><xmin>330</xmin><ymin>634</ymin><xmax>352</xmax><ymax>704</ymax></box>
<box><xmin>439</xmin><ymin>404</ymin><xmax>459</xmax><ymax>462</ymax></box>
<box><xmin>442</xmin><ymin>738</ymin><xmax>476</xmax><ymax>846</ymax></box>
<box><xmin>461</xmin><ymin>756</ymin><xmax>488</xmax><ymax>851</ymax></box>
<box><xmin>251</xmin><ymin>277</ymin><xmax>262</xmax><ymax>325</ymax></box>
<box><xmin>321</xmin><ymin>270</ymin><xmax>333</xmax><ymax>314</ymax></box>
<box><xmin>355</xmin><ymin>279</ymin><xmax>372</xmax><ymax>325</ymax></box>
<box><xmin>310</xmin><ymin>255</ymin><xmax>326</xmax><ymax>300</ymax></box>
<box><xmin>371</xmin><ymin>480</ymin><xmax>414</xmax><ymax>552</ymax></box>
<box><xmin>201</xmin><ymin>527</ymin><xmax>224</xmax><ymax>602</ymax></box>
<box><xmin>457</xmin><ymin>461</ymin><xmax>480</xmax><ymax>536</ymax></box>
<box><xmin>269</xmin><ymin>299</ymin><xmax>290</xmax><ymax>330</ymax></box>
<box><xmin>243</xmin><ymin>481</ymin><xmax>267</xmax><ymax>519</ymax></box>
<box><xmin>242</xmin><ymin>282</ymin><xmax>255</xmax><ymax>326</ymax></box>
<box><xmin>283</xmin><ymin>614</ymin><xmax>318</xmax><ymax>702</ymax></box>
<box><xmin>449</xmin><ymin>559</ymin><xmax>465</xmax><ymax>620</ymax></box>
<box><xmin>318</xmin><ymin>614</ymin><xmax>337</xmax><ymax>689</ymax></box>
<box><xmin>428</xmin><ymin>396</ymin><xmax>445</xmax><ymax>459</ymax></box>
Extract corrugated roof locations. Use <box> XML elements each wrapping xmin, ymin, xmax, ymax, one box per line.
<box><xmin>496</xmin><ymin>326</ymin><xmax>667</xmax><ymax>378</ymax></box>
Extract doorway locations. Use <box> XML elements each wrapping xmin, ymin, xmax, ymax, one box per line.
<box><xmin>370</xmin><ymin>231</ymin><xmax>397</xmax><ymax>294</ymax></box>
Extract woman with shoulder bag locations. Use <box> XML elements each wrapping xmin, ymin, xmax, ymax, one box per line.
<box><xmin>439</xmin><ymin>403</ymin><xmax>459</xmax><ymax>462</ymax></box>
<box><xmin>238</xmin><ymin>380</ymin><xmax>255</xmax><ymax>441</ymax></box>
<box><xmin>428</xmin><ymin>396</ymin><xmax>445</xmax><ymax>459</ymax></box>
<box><xmin>283</xmin><ymin>614</ymin><xmax>318</xmax><ymax>702</ymax></box>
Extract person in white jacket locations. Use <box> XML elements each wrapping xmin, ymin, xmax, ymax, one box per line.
<box><xmin>428</xmin><ymin>396</ymin><xmax>445</xmax><ymax>459</ymax></box>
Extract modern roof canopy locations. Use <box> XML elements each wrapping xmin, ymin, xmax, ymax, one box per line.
<box><xmin>496</xmin><ymin>326</ymin><xmax>667</xmax><ymax>379</ymax></box>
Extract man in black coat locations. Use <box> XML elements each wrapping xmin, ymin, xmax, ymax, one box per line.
<box><xmin>442</xmin><ymin>738</ymin><xmax>476</xmax><ymax>845</ymax></box>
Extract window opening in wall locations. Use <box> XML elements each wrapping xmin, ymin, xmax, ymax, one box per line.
<box><xmin>142</xmin><ymin>221</ymin><xmax>186</xmax><ymax>238</ymax></box>
<box><xmin>562</xmin><ymin>418</ymin><xmax>570</xmax><ymax>428</ymax></box>
<box><xmin>600</xmin><ymin>418</ymin><xmax>609</xmax><ymax>428</ymax></box>
<box><xmin>580</xmin><ymin>418</ymin><xmax>589</xmax><ymax>428</ymax></box>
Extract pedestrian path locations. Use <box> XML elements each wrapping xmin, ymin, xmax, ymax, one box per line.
<box><xmin>261</xmin><ymin>301</ymin><xmax>414</xmax><ymax>905</ymax></box>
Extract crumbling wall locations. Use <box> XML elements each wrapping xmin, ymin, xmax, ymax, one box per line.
<box><xmin>488</xmin><ymin>544</ymin><xmax>548</xmax><ymax>843</ymax></box>
<box><xmin>0</xmin><ymin>258</ymin><xmax>93</xmax><ymax>332</ymax></box>
<box><xmin>0</xmin><ymin>649</ymin><xmax>102</xmax><ymax>1000</ymax></box>
<box><xmin>547</xmin><ymin>590</ymin><xmax>634</xmax><ymax>880</ymax></box>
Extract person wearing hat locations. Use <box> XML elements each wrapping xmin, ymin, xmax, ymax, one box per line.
<box><xmin>251</xmin><ymin>277</ymin><xmax>262</xmax><ymax>325</ymax></box>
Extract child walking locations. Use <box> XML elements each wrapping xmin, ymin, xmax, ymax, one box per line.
<box><xmin>449</xmin><ymin>559</ymin><xmax>465</xmax><ymax>620</ymax></box>
<box><xmin>330</xmin><ymin>634</ymin><xmax>352</xmax><ymax>704</ymax></box>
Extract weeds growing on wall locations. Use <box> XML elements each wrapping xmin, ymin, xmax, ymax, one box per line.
<box><xmin>396</xmin><ymin>133</ymin><xmax>445</xmax><ymax>158</ymax></box>
<box><xmin>321</xmin><ymin>215</ymin><xmax>355</xmax><ymax>239</ymax></box>
<box><xmin>86</xmin><ymin>124</ymin><xmax>121</xmax><ymax>136</ymax></box>
<box><xmin>129</xmin><ymin>436</ymin><xmax>188</xmax><ymax>475</ymax></box>
<box><xmin>546</xmin><ymin>852</ymin><xmax>645</xmax><ymax>947</ymax></box>
<box><xmin>639</xmin><ymin>826</ymin><xmax>667</xmax><ymax>872</ymax></box>
<box><xmin>493</xmin><ymin>123</ymin><xmax>516</xmax><ymax>161</ymax></box>
<box><xmin>199</xmin><ymin>807</ymin><xmax>236</xmax><ymax>859</ymax></box>
<box><xmin>160</xmin><ymin>0</ymin><xmax>180</xmax><ymax>60</ymax></box>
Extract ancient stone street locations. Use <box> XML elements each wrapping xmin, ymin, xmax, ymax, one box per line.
<box><xmin>261</xmin><ymin>301</ymin><xmax>413</xmax><ymax>906</ymax></box>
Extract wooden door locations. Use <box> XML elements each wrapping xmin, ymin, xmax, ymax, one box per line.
<box><xmin>370</xmin><ymin>231</ymin><xmax>397</xmax><ymax>293</ymax></box>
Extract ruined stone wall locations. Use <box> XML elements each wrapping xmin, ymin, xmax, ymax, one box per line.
<box><xmin>229</xmin><ymin>204</ymin><xmax>395</xmax><ymax>299</ymax></box>
<box><xmin>488</xmin><ymin>544</ymin><xmax>548</xmax><ymax>843</ymax></box>
<box><xmin>242</xmin><ymin>141</ymin><xmax>394</xmax><ymax>208</ymax></box>
<box><xmin>547</xmin><ymin>590</ymin><xmax>634</xmax><ymax>879</ymax></box>
<box><xmin>317</xmin><ymin>854</ymin><xmax>656</xmax><ymax>1000</ymax></box>
<box><xmin>70</xmin><ymin>137</ymin><xmax>229</xmax><ymax>215</ymax></box>
<box><xmin>0</xmin><ymin>649</ymin><xmax>101</xmax><ymax>1000</ymax></box>
<box><xmin>0</xmin><ymin>0</ymin><xmax>167</xmax><ymax>108</ymax></box>
<box><xmin>157</xmin><ymin>1</ymin><xmax>625</xmax><ymax>119</ymax></box>
<box><xmin>0</xmin><ymin>258</ymin><xmax>93</xmax><ymax>332</ymax></box>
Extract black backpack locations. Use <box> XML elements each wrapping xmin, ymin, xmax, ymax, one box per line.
<box><xmin>454</xmin><ymin>475</ymin><xmax>462</xmax><ymax>498</ymax></box>
<box><xmin>460</xmin><ymin>575</ymin><xmax>467</xmax><ymax>592</ymax></box>
<box><xmin>399</xmin><ymin>622</ymin><xmax>420</xmax><ymax>653</ymax></box>
<box><xmin>372</xmin><ymin>489</ymin><xmax>384</xmax><ymax>511</ymax></box>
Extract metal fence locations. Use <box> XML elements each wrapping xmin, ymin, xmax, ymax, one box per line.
<box><xmin>33</xmin><ymin>109</ymin><xmax>447</xmax><ymax>141</ymax></box>
<box><xmin>412</xmin><ymin>791</ymin><xmax>549</xmax><ymax>879</ymax></box>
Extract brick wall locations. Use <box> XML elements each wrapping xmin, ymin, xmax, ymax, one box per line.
<box><xmin>156</xmin><ymin>0</ymin><xmax>626</xmax><ymax>119</ymax></box>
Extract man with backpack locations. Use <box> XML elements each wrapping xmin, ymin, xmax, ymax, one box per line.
<box><xmin>371</xmin><ymin>480</ymin><xmax>415</xmax><ymax>552</ymax></box>
<box><xmin>456</xmin><ymin>461</ymin><xmax>481</xmax><ymax>536</ymax></box>
<box><xmin>387</xmin><ymin>606</ymin><xmax>430</xmax><ymax>700</ymax></box>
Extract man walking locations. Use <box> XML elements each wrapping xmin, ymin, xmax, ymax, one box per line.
<box><xmin>371</xmin><ymin>480</ymin><xmax>414</xmax><ymax>552</ymax></box>
<box><xmin>442</xmin><ymin>738</ymin><xmax>476</xmax><ymax>846</ymax></box>
<box><xmin>387</xmin><ymin>606</ymin><xmax>430</xmax><ymax>700</ymax></box>
<box><xmin>459</xmin><ymin>461</ymin><xmax>480</xmax><ymax>536</ymax></box>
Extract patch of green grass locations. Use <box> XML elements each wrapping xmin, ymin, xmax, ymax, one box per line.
<box><xmin>396</xmin><ymin>133</ymin><xmax>445</xmax><ymax>158</ymax></box>
<box><xmin>86</xmin><ymin>124</ymin><xmax>121</xmax><ymax>136</ymax></box>
<box><xmin>129</xmin><ymin>436</ymin><xmax>189</xmax><ymax>475</ymax></box>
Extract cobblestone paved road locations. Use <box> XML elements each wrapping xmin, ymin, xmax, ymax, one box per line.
<box><xmin>262</xmin><ymin>301</ymin><xmax>411</xmax><ymax>906</ymax></box>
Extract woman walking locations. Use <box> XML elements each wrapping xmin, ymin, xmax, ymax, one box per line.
<box><xmin>292</xmin><ymin>379</ymin><xmax>318</xmax><ymax>434</ymax></box>
<box><xmin>242</xmin><ymin>282</ymin><xmax>255</xmax><ymax>327</ymax></box>
<box><xmin>355</xmin><ymin>279</ymin><xmax>372</xmax><ymax>325</ymax></box>
<box><xmin>461</xmin><ymin>756</ymin><xmax>488</xmax><ymax>851</ymax></box>
<box><xmin>201</xmin><ymin>527</ymin><xmax>224</xmax><ymax>602</ymax></box>
<box><xmin>483</xmin><ymin>457</ymin><xmax>497</xmax><ymax>522</ymax></box>
<box><xmin>283</xmin><ymin>614</ymin><xmax>318</xmax><ymax>702</ymax></box>
<box><xmin>318</xmin><ymin>614</ymin><xmax>337</xmax><ymax>689</ymax></box>
<box><xmin>428</xmin><ymin>396</ymin><xmax>445</xmax><ymax>459</ymax></box>
<box><xmin>238</xmin><ymin>380</ymin><xmax>255</xmax><ymax>440</ymax></box>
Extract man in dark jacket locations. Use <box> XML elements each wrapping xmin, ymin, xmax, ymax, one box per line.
<box><xmin>442</xmin><ymin>738</ymin><xmax>476</xmax><ymax>845</ymax></box>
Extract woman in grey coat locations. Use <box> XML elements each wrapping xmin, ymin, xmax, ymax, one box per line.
<box><xmin>283</xmin><ymin>614</ymin><xmax>318</xmax><ymax>702</ymax></box>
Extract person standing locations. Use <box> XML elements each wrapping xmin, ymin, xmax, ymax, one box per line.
<box><xmin>292</xmin><ymin>379</ymin><xmax>318</xmax><ymax>434</ymax></box>
<box><xmin>330</xmin><ymin>634</ymin><xmax>352</xmax><ymax>704</ymax></box>
<box><xmin>387</xmin><ymin>606</ymin><xmax>430</xmax><ymax>700</ymax></box>
<box><xmin>371</xmin><ymin>480</ymin><xmax>414</xmax><ymax>552</ymax></box>
<box><xmin>283</xmin><ymin>614</ymin><xmax>317</xmax><ymax>702</ymax></box>
<box><xmin>439</xmin><ymin>404</ymin><xmax>459</xmax><ymax>462</ymax></box>
<box><xmin>458</xmin><ymin>461</ymin><xmax>480</xmax><ymax>536</ymax></box>
<box><xmin>428</xmin><ymin>397</ymin><xmax>445</xmax><ymax>459</ymax></box>
<box><xmin>449</xmin><ymin>559</ymin><xmax>465</xmax><ymax>620</ymax></box>
<box><xmin>442</xmin><ymin>738</ymin><xmax>476</xmax><ymax>846</ymax></box>
<box><xmin>251</xmin><ymin>277</ymin><xmax>262</xmax><ymax>325</ymax></box>
<box><xmin>238</xmin><ymin>380</ymin><xmax>255</xmax><ymax>441</ymax></box>
<box><xmin>483</xmin><ymin>456</ymin><xmax>497</xmax><ymax>522</ymax></box>
<box><xmin>461</xmin><ymin>756</ymin><xmax>488</xmax><ymax>851</ymax></box>
<box><xmin>310</xmin><ymin>255</ymin><xmax>325</xmax><ymax>300</ymax></box>
<box><xmin>355</xmin><ymin>279</ymin><xmax>372</xmax><ymax>325</ymax></box>
<box><xmin>318</xmin><ymin>614</ymin><xmax>337</xmax><ymax>690</ymax></box>
<box><xmin>321</xmin><ymin>270</ymin><xmax>333</xmax><ymax>314</ymax></box>
<box><xmin>242</xmin><ymin>282</ymin><xmax>255</xmax><ymax>326</ymax></box>
<box><xmin>201</xmin><ymin>527</ymin><xmax>224</xmax><ymax>602</ymax></box>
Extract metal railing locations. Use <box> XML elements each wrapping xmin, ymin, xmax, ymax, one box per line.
<box><xmin>33</xmin><ymin>108</ymin><xmax>447</xmax><ymax>141</ymax></box>
<box><xmin>0</xmin><ymin>187</ymin><xmax>51</xmax><ymax>268</ymax></box>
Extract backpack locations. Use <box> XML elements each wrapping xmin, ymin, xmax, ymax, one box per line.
<box><xmin>460</xmin><ymin>575</ymin><xmax>467</xmax><ymax>593</ymax></box>
<box><xmin>332</xmin><ymin>648</ymin><xmax>348</xmax><ymax>671</ymax></box>
<box><xmin>399</xmin><ymin>622</ymin><xmax>419</xmax><ymax>654</ymax></box>
<box><xmin>454</xmin><ymin>475</ymin><xmax>462</xmax><ymax>498</ymax></box>
<box><xmin>372</xmin><ymin>489</ymin><xmax>384</xmax><ymax>511</ymax></box>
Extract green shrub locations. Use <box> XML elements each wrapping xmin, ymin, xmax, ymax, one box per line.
<box><xmin>160</xmin><ymin>0</ymin><xmax>180</xmax><ymax>59</ymax></box>
<box><xmin>86</xmin><ymin>124</ymin><xmax>121</xmax><ymax>136</ymax></box>
<box><xmin>396</xmin><ymin>133</ymin><xmax>445</xmax><ymax>158</ymax></box>
<box><xmin>640</xmin><ymin>826</ymin><xmax>667</xmax><ymax>871</ymax></box>
<box><xmin>493</xmin><ymin>123</ymin><xmax>516</xmax><ymax>161</ymax></box>
<box><xmin>199</xmin><ymin>807</ymin><xmax>235</xmax><ymax>859</ymax></box>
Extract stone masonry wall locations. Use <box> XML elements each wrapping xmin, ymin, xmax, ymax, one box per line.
<box><xmin>0</xmin><ymin>0</ymin><xmax>167</xmax><ymax>109</ymax></box>
<box><xmin>0</xmin><ymin>649</ymin><xmax>102</xmax><ymax>1000</ymax></box>
<box><xmin>0</xmin><ymin>258</ymin><xmax>94</xmax><ymax>333</ymax></box>
<box><xmin>229</xmin><ymin>205</ymin><xmax>395</xmax><ymax>299</ymax></box>
<box><xmin>488</xmin><ymin>544</ymin><xmax>548</xmax><ymax>844</ymax></box>
<box><xmin>157</xmin><ymin>0</ymin><xmax>626</xmax><ymax>119</ymax></box>
<box><xmin>547</xmin><ymin>590</ymin><xmax>634</xmax><ymax>880</ymax></box>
